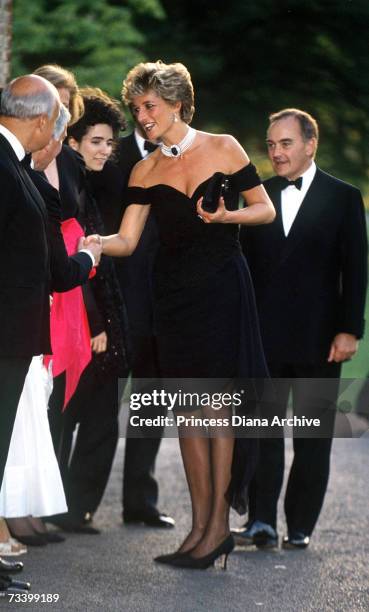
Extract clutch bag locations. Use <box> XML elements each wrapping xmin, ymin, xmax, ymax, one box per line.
<box><xmin>202</xmin><ymin>172</ymin><xmax>229</xmax><ymax>213</ymax></box>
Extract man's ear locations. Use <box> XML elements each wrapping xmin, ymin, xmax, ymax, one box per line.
<box><xmin>306</xmin><ymin>137</ymin><xmax>317</xmax><ymax>158</ymax></box>
<box><xmin>37</xmin><ymin>114</ymin><xmax>48</xmax><ymax>132</ymax></box>
<box><xmin>68</xmin><ymin>136</ymin><xmax>79</xmax><ymax>152</ymax></box>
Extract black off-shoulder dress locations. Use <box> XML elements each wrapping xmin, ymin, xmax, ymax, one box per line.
<box><xmin>126</xmin><ymin>163</ymin><xmax>268</xmax><ymax>513</ymax></box>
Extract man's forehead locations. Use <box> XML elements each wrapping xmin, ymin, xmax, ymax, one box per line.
<box><xmin>267</xmin><ymin>118</ymin><xmax>302</xmax><ymax>140</ymax></box>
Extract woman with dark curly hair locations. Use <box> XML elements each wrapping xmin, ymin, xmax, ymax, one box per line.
<box><xmin>46</xmin><ymin>87</ymin><xmax>130</xmax><ymax>534</ymax></box>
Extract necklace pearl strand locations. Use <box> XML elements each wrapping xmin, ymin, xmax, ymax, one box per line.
<box><xmin>159</xmin><ymin>127</ymin><xmax>196</xmax><ymax>158</ymax></box>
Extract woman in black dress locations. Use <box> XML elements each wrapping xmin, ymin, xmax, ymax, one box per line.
<box><xmin>88</xmin><ymin>61</ymin><xmax>275</xmax><ymax>568</ymax></box>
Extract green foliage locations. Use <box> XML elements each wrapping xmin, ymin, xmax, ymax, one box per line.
<box><xmin>142</xmin><ymin>0</ymin><xmax>369</xmax><ymax>188</ymax></box>
<box><xmin>11</xmin><ymin>0</ymin><xmax>369</xmax><ymax>188</ymax></box>
<box><xmin>11</xmin><ymin>0</ymin><xmax>164</xmax><ymax>98</ymax></box>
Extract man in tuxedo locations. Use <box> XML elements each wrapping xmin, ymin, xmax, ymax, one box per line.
<box><xmin>235</xmin><ymin>108</ymin><xmax>367</xmax><ymax>549</ymax></box>
<box><xmin>0</xmin><ymin>74</ymin><xmax>60</xmax><ymax>590</ymax></box>
<box><xmin>0</xmin><ymin>77</ymin><xmax>100</xmax><ymax>593</ymax></box>
<box><xmin>115</xmin><ymin>129</ymin><xmax>174</xmax><ymax>528</ymax></box>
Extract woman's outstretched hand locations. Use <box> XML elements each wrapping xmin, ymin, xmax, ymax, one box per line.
<box><xmin>83</xmin><ymin>234</ymin><xmax>102</xmax><ymax>246</ymax></box>
<box><xmin>196</xmin><ymin>197</ymin><xmax>228</xmax><ymax>224</ymax></box>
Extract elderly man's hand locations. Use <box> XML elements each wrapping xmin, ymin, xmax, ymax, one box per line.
<box><xmin>83</xmin><ymin>234</ymin><xmax>102</xmax><ymax>246</ymax></box>
<box><xmin>328</xmin><ymin>333</ymin><xmax>358</xmax><ymax>363</ymax></box>
<box><xmin>78</xmin><ymin>236</ymin><xmax>102</xmax><ymax>265</ymax></box>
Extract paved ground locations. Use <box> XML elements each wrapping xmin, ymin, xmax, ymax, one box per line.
<box><xmin>2</xmin><ymin>413</ymin><xmax>368</xmax><ymax>612</ymax></box>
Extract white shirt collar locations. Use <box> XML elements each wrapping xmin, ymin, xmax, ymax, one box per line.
<box><xmin>280</xmin><ymin>161</ymin><xmax>317</xmax><ymax>237</ymax></box>
<box><xmin>134</xmin><ymin>129</ymin><xmax>148</xmax><ymax>159</ymax></box>
<box><xmin>0</xmin><ymin>124</ymin><xmax>26</xmax><ymax>161</ymax></box>
<box><xmin>299</xmin><ymin>160</ymin><xmax>316</xmax><ymax>190</ymax></box>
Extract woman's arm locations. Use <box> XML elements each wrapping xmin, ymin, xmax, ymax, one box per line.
<box><xmin>197</xmin><ymin>135</ymin><xmax>275</xmax><ymax>226</ymax></box>
<box><xmin>89</xmin><ymin>161</ymin><xmax>151</xmax><ymax>257</ymax></box>
<box><xmin>100</xmin><ymin>203</ymin><xmax>150</xmax><ymax>257</ymax></box>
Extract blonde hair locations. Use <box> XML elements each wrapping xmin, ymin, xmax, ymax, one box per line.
<box><xmin>33</xmin><ymin>64</ymin><xmax>84</xmax><ymax>125</ymax></box>
<box><xmin>122</xmin><ymin>60</ymin><xmax>195</xmax><ymax>124</ymax></box>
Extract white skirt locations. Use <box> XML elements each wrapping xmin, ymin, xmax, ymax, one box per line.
<box><xmin>0</xmin><ymin>356</ymin><xmax>67</xmax><ymax>517</ymax></box>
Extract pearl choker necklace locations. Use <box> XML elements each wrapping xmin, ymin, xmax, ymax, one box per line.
<box><xmin>160</xmin><ymin>127</ymin><xmax>196</xmax><ymax>158</ymax></box>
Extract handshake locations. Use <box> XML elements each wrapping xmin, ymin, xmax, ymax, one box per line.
<box><xmin>78</xmin><ymin>234</ymin><xmax>103</xmax><ymax>266</ymax></box>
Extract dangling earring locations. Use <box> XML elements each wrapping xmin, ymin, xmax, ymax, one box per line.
<box><xmin>173</xmin><ymin>113</ymin><xmax>178</xmax><ymax>123</ymax></box>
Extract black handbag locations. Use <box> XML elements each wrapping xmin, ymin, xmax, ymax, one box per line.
<box><xmin>202</xmin><ymin>172</ymin><xmax>229</xmax><ymax>213</ymax></box>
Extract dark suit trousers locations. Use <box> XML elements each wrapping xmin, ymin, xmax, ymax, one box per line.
<box><xmin>123</xmin><ymin>334</ymin><xmax>166</xmax><ymax>516</ymax></box>
<box><xmin>248</xmin><ymin>361</ymin><xmax>341</xmax><ymax>535</ymax></box>
<box><xmin>48</xmin><ymin>364</ymin><xmax>119</xmax><ymax>520</ymax></box>
<box><xmin>0</xmin><ymin>357</ymin><xmax>32</xmax><ymax>486</ymax></box>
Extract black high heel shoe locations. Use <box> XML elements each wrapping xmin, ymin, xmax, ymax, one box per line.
<box><xmin>8</xmin><ymin>533</ymin><xmax>47</xmax><ymax>547</ymax></box>
<box><xmin>154</xmin><ymin>550</ymin><xmax>192</xmax><ymax>565</ymax></box>
<box><xmin>164</xmin><ymin>535</ymin><xmax>234</xmax><ymax>570</ymax></box>
<box><xmin>34</xmin><ymin>530</ymin><xmax>65</xmax><ymax>543</ymax></box>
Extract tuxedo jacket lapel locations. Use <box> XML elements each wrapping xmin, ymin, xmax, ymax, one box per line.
<box><xmin>265</xmin><ymin>182</ymin><xmax>285</xmax><ymax>242</ymax></box>
<box><xmin>18</xmin><ymin>164</ymin><xmax>48</xmax><ymax>225</ymax></box>
<box><xmin>0</xmin><ymin>135</ymin><xmax>47</xmax><ymax>225</ymax></box>
<box><xmin>276</xmin><ymin>169</ymin><xmax>326</xmax><ymax>268</ymax></box>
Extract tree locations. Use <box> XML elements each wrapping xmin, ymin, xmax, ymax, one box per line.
<box><xmin>10</xmin><ymin>0</ymin><xmax>369</xmax><ymax>186</ymax></box>
<box><xmin>0</xmin><ymin>0</ymin><xmax>12</xmax><ymax>88</ymax></box>
<box><xmin>11</xmin><ymin>0</ymin><xmax>165</xmax><ymax>98</ymax></box>
<box><xmin>140</xmin><ymin>0</ymin><xmax>369</xmax><ymax>186</ymax></box>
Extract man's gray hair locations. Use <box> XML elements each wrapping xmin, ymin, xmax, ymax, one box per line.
<box><xmin>53</xmin><ymin>104</ymin><xmax>70</xmax><ymax>140</ymax></box>
<box><xmin>1</xmin><ymin>78</ymin><xmax>57</xmax><ymax>119</ymax></box>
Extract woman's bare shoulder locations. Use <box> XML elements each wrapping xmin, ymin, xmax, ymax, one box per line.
<box><xmin>197</xmin><ymin>131</ymin><xmax>250</xmax><ymax>171</ymax></box>
<box><xmin>128</xmin><ymin>152</ymin><xmax>159</xmax><ymax>187</ymax></box>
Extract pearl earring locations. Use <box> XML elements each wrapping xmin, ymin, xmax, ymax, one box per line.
<box><xmin>173</xmin><ymin>113</ymin><xmax>178</xmax><ymax>123</ymax></box>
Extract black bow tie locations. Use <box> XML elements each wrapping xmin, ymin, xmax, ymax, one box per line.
<box><xmin>21</xmin><ymin>152</ymin><xmax>32</xmax><ymax>167</ymax></box>
<box><xmin>277</xmin><ymin>176</ymin><xmax>303</xmax><ymax>191</ymax></box>
<box><xmin>144</xmin><ymin>140</ymin><xmax>157</xmax><ymax>154</ymax></box>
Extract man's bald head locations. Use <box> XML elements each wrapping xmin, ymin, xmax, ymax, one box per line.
<box><xmin>1</xmin><ymin>74</ymin><xmax>60</xmax><ymax>119</ymax></box>
<box><xmin>0</xmin><ymin>74</ymin><xmax>60</xmax><ymax>152</ymax></box>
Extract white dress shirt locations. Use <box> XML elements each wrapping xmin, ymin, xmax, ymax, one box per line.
<box><xmin>0</xmin><ymin>124</ymin><xmax>26</xmax><ymax>160</ymax></box>
<box><xmin>281</xmin><ymin>161</ymin><xmax>317</xmax><ymax>236</ymax></box>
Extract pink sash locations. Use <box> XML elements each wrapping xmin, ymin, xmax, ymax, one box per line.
<box><xmin>44</xmin><ymin>218</ymin><xmax>95</xmax><ymax>409</ymax></box>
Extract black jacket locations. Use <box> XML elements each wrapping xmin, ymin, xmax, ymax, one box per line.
<box><xmin>0</xmin><ymin>134</ymin><xmax>51</xmax><ymax>357</ymax></box>
<box><xmin>241</xmin><ymin>167</ymin><xmax>367</xmax><ymax>364</ymax></box>
<box><xmin>28</xmin><ymin>168</ymin><xmax>93</xmax><ymax>293</ymax></box>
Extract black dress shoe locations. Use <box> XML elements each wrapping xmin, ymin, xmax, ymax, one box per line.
<box><xmin>59</xmin><ymin>520</ymin><xmax>100</xmax><ymax>534</ymax></box>
<box><xmin>124</xmin><ymin>511</ymin><xmax>175</xmax><ymax>529</ymax></box>
<box><xmin>48</xmin><ymin>516</ymin><xmax>100</xmax><ymax>534</ymax></box>
<box><xmin>0</xmin><ymin>575</ymin><xmax>31</xmax><ymax>591</ymax></box>
<box><xmin>0</xmin><ymin>558</ymin><xmax>23</xmax><ymax>573</ymax></box>
<box><xmin>282</xmin><ymin>532</ymin><xmax>310</xmax><ymax>549</ymax></box>
<box><xmin>232</xmin><ymin>520</ymin><xmax>278</xmax><ymax>549</ymax></box>
<box><xmin>0</xmin><ymin>585</ymin><xmax>30</xmax><ymax>596</ymax></box>
<box><xmin>231</xmin><ymin>521</ymin><xmax>256</xmax><ymax>546</ymax></box>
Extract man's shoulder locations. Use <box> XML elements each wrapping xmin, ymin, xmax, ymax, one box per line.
<box><xmin>0</xmin><ymin>149</ymin><xmax>20</xmax><ymax>187</ymax></box>
<box><xmin>315</xmin><ymin>167</ymin><xmax>361</xmax><ymax>195</ymax></box>
<box><xmin>263</xmin><ymin>175</ymin><xmax>280</xmax><ymax>189</ymax></box>
<box><xmin>117</xmin><ymin>133</ymin><xmax>142</xmax><ymax>175</ymax></box>
<box><xmin>263</xmin><ymin>167</ymin><xmax>361</xmax><ymax>196</ymax></box>
<box><xmin>118</xmin><ymin>132</ymin><xmax>136</xmax><ymax>145</ymax></box>
<box><xmin>117</xmin><ymin>132</ymin><xmax>138</xmax><ymax>155</ymax></box>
